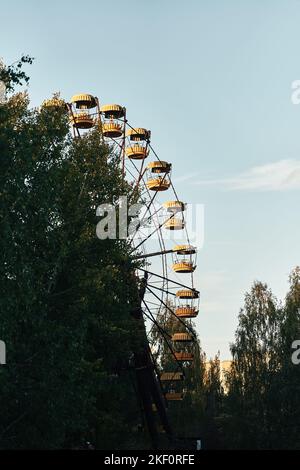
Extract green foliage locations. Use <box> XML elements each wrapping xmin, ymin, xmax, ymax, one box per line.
<box><xmin>0</xmin><ymin>56</ymin><xmax>33</xmax><ymax>92</ymax></box>
<box><xmin>202</xmin><ymin>354</ymin><xmax>224</xmax><ymax>449</ymax></box>
<box><xmin>220</xmin><ymin>272</ymin><xmax>300</xmax><ymax>449</ymax></box>
<box><xmin>0</xmin><ymin>58</ymin><xmax>145</xmax><ymax>449</ymax></box>
<box><xmin>273</xmin><ymin>267</ymin><xmax>300</xmax><ymax>449</ymax></box>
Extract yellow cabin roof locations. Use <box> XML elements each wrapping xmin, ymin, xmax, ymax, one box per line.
<box><xmin>100</xmin><ymin>103</ymin><xmax>125</xmax><ymax>118</ymax></box>
<box><xmin>126</xmin><ymin>128</ymin><xmax>150</xmax><ymax>140</ymax></box>
<box><xmin>163</xmin><ymin>200</ymin><xmax>185</xmax><ymax>212</ymax></box>
<box><xmin>147</xmin><ymin>161</ymin><xmax>171</xmax><ymax>173</ymax></box>
<box><xmin>176</xmin><ymin>289</ymin><xmax>199</xmax><ymax>299</ymax></box>
<box><xmin>70</xmin><ymin>94</ymin><xmax>97</xmax><ymax>109</ymax></box>
<box><xmin>173</xmin><ymin>244</ymin><xmax>196</xmax><ymax>255</ymax></box>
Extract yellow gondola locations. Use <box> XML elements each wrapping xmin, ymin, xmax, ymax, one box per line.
<box><xmin>164</xmin><ymin>218</ymin><xmax>185</xmax><ymax>230</ymax></box>
<box><xmin>165</xmin><ymin>392</ymin><xmax>183</xmax><ymax>401</ymax></box>
<box><xmin>70</xmin><ymin>113</ymin><xmax>94</xmax><ymax>129</ymax></box>
<box><xmin>163</xmin><ymin>201</ymin><xmax>185</xmax><ymax>213</ymax></box>
<box><xmin>102</xmin><ymin>122</ymin><xmax>123</xmax><ymax>138</ymax></box>
<box><xmin>146</xmin><ymin>177</ymin><xmax>170</xmax><ymax>191</ymax></box>
<box><xmin>172</xmin><ymin>333</ymin><xmax>193</xmax><ymax>343</ymax></box>
<box><xmin>71</xmin><ymin>93</ymin><xmax>97</xmax><ymax>109</ymax></box>
<box><xmin>160</xmin><ymin>372</ymin><xmax>184</xmax><ymax>381</ymax></box>
<box><xmin>125</xmin><ymin>145</ymin><xmax>149</xmax><ymax>160</ymax></box>
<box><xmin>172</xmin><ymin>261</ymin><xmax>195</xmax><ymax>273</ymax></box>
<box><xmin>174</xmin><ymin>352</ymin><xmax>194</xmax><ymax>362</ymax></box>
<box><xmin>175</xmin><ymin>306</ymin><xmax>198</xmax><ymax>318</ymax></box>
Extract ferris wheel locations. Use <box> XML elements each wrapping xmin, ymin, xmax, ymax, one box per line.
<box><xmin>43</xmin><ymin>93</ymin><xmax>201</xmax><ymax>444</ymax></box>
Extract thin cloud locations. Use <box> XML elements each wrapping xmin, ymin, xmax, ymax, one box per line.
<box><xmin>194</xmin><ymin>159</ymin><xmax>300</xmax><ymax>191</ymax></box>
<box><xmin>172</xmin><ymin>172</ymin><xmax>199</xmax><ymax>184</ymax></box>
<box><xmin>200</xmin><ymin>270</ymin><xmax>232</xmax><ymax>287</ymax></box>
<box><xmin>198</xmin><ymin>301</ymin><xmax>226</xmax><ymax>314</ymax></box>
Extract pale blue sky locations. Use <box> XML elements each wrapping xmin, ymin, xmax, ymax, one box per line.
<box><xmin>2</xmin><ymin>0</ymin><xmax>300</xmax><ymax>358</ymax></box>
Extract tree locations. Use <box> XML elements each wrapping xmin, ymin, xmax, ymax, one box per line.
<box><xmin>225</xmin><ymin>282</ymin><xmax>281</xmax><ymax>448</ymax></box>
<box><xmin>273</xmin><ymin>267</ymin><xmax>300</xmax><ymax>449</ymax></box>
<box><xmin>202</xmin><ymin>353</ymin><xmax>224</xmax><ymax>449</ymax></box>
<box><xmin>220</xmin><ymin>271</ymin><xmax>300</xmax><ymax>449</ymax></box>
<box><xmin>0</xmin><ymin>58</ymin><xmax>146</xmax><ymax>449</ymax></box>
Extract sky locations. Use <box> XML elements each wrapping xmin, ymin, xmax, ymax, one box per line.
<box><xmin>2</xmin><ymin>0</ymin><xmax>300</xmax><ymax>359</ymax></box>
